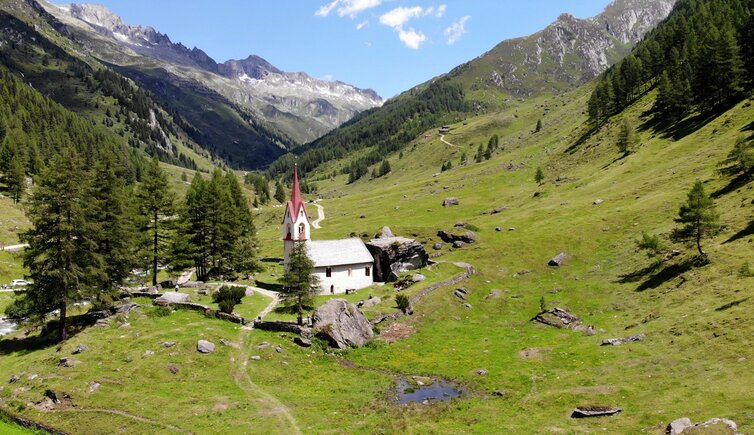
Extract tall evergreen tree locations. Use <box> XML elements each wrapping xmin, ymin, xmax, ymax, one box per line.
<box><xmin>671</xmin><ymin>180</ymin><xmax>720</xmax><ymax>257</ymax></box>
<box><xmin>274</xmin><ymin>180</ymin><xmax>285</xmax><ymax>203</ymax></box>
<box><xmin>617</xmin><ymin>118</ymin><xmax>638</xmax><ymax>155</ymax></box>
<box><xmin>19</xmin><ymin>148</ymin><xmax>103</xmax><ymax>342</ymax></box>
<box><xmin>281</xmin><ymin>241</ymin><xmax>320</xmax><ymax>326</ymax></box>
<box><xmin>707</xmin><ymin>26</ymin><xmax>745</xmax><ymax>106</ymax></box>
<box><xmin>136</xmin><ymin>156</ymin><xmax>174</xmax><ymax>286</ymax></box>
<box><xmin>4</xmin><ymin>153</ymin><xmax>26</xmax><ymax>204</ymax></box>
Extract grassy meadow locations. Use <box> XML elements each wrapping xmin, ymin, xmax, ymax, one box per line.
<box><xmin>0</xmin><ymin>80</ymin><xmax>753</xmax><ymax>433</ymax></box>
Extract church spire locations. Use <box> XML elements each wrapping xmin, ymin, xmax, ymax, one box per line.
<box><xmin>290</xmin><ymin>164</ymin><xmax>304</xmax><ymax>217</ymax></box>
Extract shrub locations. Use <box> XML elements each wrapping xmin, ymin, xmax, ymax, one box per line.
<box><xmin>212</xmin><ymin>285</ymin><xmax>246</xmax><ymax>305</ymax></box>
<box><xmin>218</xmin><ymin>300</ymin><xmax>235</xmax><ymax>314</ymax></box>
<box><xmin>395</xmin><ymin>294</ymin><xmax>410</xmax><ymax>313</ymax></box>
<box><xmin>147</xmin><ymin>306</ymin><xmax>172</xmax><ymax>318</ymax></box>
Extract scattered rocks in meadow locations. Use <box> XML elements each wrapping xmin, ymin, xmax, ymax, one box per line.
<box><xmin>571</xmin><ymin>406</ymin><xmax>621</xmax><ymax>418</ymax></box>
<box><xmin>72</xmin><ymin>344</ymin><xmax>88</xmax><ymax>355</ymax></box>
<box><xmin>411</xmin><ymin>274</ymin><xmax>426</xmax><ymax>282</ymax></box>
<box><xmin>508</xmin><ymin>227</ymin><xmax>516</xmax><ymax>231</ymax></box>
<box><xmin>161</xmin><ymin>341</ymin><xmax>176</xmax><ymax>348</ymax></box>
<box><xmin>155</xmin><ymin>292</ymin><xmax>191</xmax><ymax>306</ymax></box>
<box><xmin>167</xmin><ymin>364</ymin><xmax>179</xmax><ymax>375</ymax></box>
<box><xmin>667</xmin><ymin>417</ymin><xmax>738</xmax><ymax>435</ymax></box>
<box><xmin>492</xmin><ymin>389</ymin><xmax>507</xmax><ymax>397</ymax></box>
<box><xmin>601</xmin><ymin>333</ymin><xmax>646</xmax><ymax>346</ymax></box>
<box><xmin>433</xmin><ymin>243</ymin><xmax>444</xmax><ymax>250</ymax></box>
<box><xmin>293</xmin><ymin>337</ymin><xmax>311</xmax><ymax>348</ymax></box>
<box><xmin>88</xmin><ymin>382</ymin><xmax>101</xmax><ymax>393</ymax></box>
<box><xmin>196</xmin><ymin>340</ymin><xmax>215</xmax><ymax>353</ymax></box>
<box><xmin>57</xmin><ymin>357</ymin><xmax>81</xmax><ymax>368</ymax></box>
<box><xmin>453</xmin><ymin>287</ymin><xmax>469</xmax><ymax>300</ymax></box>
<box><xmin>9</xmin><ymin>375</ymin><xmax>19</xmax><ymax>383</ymax></box>
<box><xmin>452</xmin><ymin>241</ymin><xmax>466</xmax><ymax>249</ymax></box>
<box><xmin>143</xmin><ymin>350</ymin><xmax>155</xmax><ymax>357</ymax></box>
<box><xmin>27</xmin><ymin>374</ymin><xmax>37</xmax><ymax>381</ymax></box>
<box><xmin>442</xmin><ymin>197</ymin><xmax>459</xmax><ymax>207</ymax></box>
<box><xmin>548</xmin><ymin>252</ymin><xmax>568</xmax><ymax>267</ymax></box>
<box><xmin>251</xmin><ymin>356</ymin><xmax>261</xmax><ymax>361</ymax></box>
<box><xmin>312</xmin><ymin>299</ymin><xmax>373</xmax><ymax>349</ymax></box>
<box><xmin>256</xmin><ymin>342</ymin><xmax>270</xmax><ymax>349</ymax></box>
<box><xmin>275</xmin><ymin>346</ymin><xmax>283</xmax><ymax>353</ymax></box>
<box><xmin>463</xmin><ymin>303</ymin><xmax>473</xmax><ymax>309</ymax></box>
<box><xmin>475</xmin><ymin>368</ymin><xmax>488</xmax><ymax>376</ymax></box>
<box><xmin>593</xmin><ymin>199</ymin><xmax>604</xmax><ymax>205</ymax></box>
<box><xmin>482</xmin><ymin>205</ymin><xmax>508</xmax><ymax>215</ymax></box>
<box><xmin>495</xmin><ymin>227</ymin><xmax>502</xmax><ymax>232</ymax></box>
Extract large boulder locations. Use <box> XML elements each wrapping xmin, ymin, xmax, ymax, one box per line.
<box><xmin>312</xmin><ymin>299</ymin><xmax>373</xmax><ymax>349</ymax></box>
<box><xmin>366</xmin><ymin>236</ymin><xmax>428</xmax><ymax>282</ymax></box>
<box><xmin>154</xmin><ymin>292</ymin><xmax>191</xmax><ymax>306</ymax></box>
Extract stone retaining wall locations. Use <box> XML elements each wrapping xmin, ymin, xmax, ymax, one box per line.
<box><xmin>0</xmin><ymin>407</ymin><xmax>69</xmax><ymax>435</ymax></box>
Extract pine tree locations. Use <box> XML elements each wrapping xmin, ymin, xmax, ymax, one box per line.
<box><xmin>281</xmin><ymin>242</ymin><xmax>320</xmax><ymax>325</ymax></box>
<box><xmin>535</xmin><ymin>167</ymin><xmax>544</xmax><ymax>185</ymax></box>
<box><xmin>707</xmin><ymin>26</ymin><xmax>745</xmax><ymax>106</ymax></box>
<box><xmin>617</xmin><ymin>118</ymin><xmax>638</xmax><ymax>155</ymax></box>
<box><xmin>5</xmin><ymin>153</ymin><xmax>26</xmax><ymax>204</ymax></box>
<box><xmin>274</xmin><ymin>180</ymin><xmax>285</xmax><ymax>203</ymax></box>
<box><xmin>475</xmin><ymin>144</ymin><xmax>484</xmax><ymax>163</ymax></box>
<box><xmin>671</xmin><ymin>180</ymin><xmax>720</xmax><ymax>257</ymax></box>
<box><xmin>379</xmin><ymin>159</ymin><xmax>391</xmax><ymax>176</ymax></box>
<box><xmin>19</xmin><ymin>148</ymin><xmax>103</xmax><ymax>342</ymax></box>
<box><xmin>535</xmin><ymin>119</ymin><xmax>543</xmax><ymax>133</ymax></box>
<box><xmin>91</xmin><ymin>160</ymin><xmax>137</xmax><ymax>296</ymax></box>
<box><xmin>136</xmin><ymin>156</ymin><xmax>175</xmax><ymax>286</ymax></box>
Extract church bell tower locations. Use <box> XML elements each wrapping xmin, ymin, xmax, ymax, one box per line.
<box><xmin>282</xmin><ymin>166</ymin><xmax>310</xmax><ymax>265</ymax></box>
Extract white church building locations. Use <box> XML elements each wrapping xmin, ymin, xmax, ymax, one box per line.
<box><xmin>282</xmin><ymin>167</ymin><xmax>374</xmax><ymax>294</ymax></box>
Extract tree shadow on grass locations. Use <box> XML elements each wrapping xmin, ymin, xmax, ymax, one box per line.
<box><xmin>640</xmin><ymin>109</ymin><xmax>723</xmax><ymax>141</ymax></box>
<box><xmin>564</xmin><ymin>124</ymin><xmax>600</xmax><ymax>155</ymax></box>
<box><xmin>724</xmin><ymin>220</ymin><xmax>754</xmax><ymax>244</ymax></box>
<box><xmin>712</xmin><ymin>173</ymin><xmax>752</xmax><ymax>199</ymax></box>
<box><xmin>254</xmin><ymin>280</ymin><xmax>283</xmax><ymax>292</ymax></box>
<box><xmin>0</xmin><ymin>313</ymin><xmax>94</xmax><ymax>356</ymax></box>
<box><xmin>617</xmin><ymin>258</ymin><xmax>696</xmax><ymax>292</ymax></box>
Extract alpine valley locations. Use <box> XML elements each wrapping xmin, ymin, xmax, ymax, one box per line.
<box><xmin>0</xmin><ymin>0</ymin><xmax>753</xmax><ymax>434</ymax></box>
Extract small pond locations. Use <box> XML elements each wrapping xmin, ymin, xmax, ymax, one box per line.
<box><xmin>395</xmin><ymin>377</ymin><xmax>463</xmax><ymax>405</ymax></box>
<box><xmin>0</xmin><ymin>317</ymin><xmax>18</xmax><ymax>337</ymax></box>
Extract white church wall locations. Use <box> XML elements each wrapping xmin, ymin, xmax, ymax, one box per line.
<box><xmin>314</xmin><ymin>262</ymin><xmax>373</xmax><ymax>294</ymax></box>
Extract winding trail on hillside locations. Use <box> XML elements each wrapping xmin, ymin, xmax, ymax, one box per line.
<box><xmin>54</xmin><ymin>408</ymin><xmax>191</xmax><ymax>433</ymax></box>
<box><xmin>311</xmin><ymin>202</ymin><xmax>325</xmax><ymax>229</ymax></box>
<box><xmin>248</xmin><ymin>286</ymin><xmax>280</xmax><ymax>320</ymax></box>
<box><xmin>440</xmin><ymin>134</ymin><xmax>458</xmax><ymax>148</ymax></box>
<box><xmin>176</xmin><ymin>268</ymin><xmax>195</xmax><ymax>286</ymax></box>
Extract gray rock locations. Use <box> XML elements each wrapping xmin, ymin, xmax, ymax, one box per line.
<box><xmin>438</xmin><ymin>229</ymin><xmax>477</xmax><ymax>244</ymax></box>
<box><xmin>293</xmin><ymin>337</ymin><xmax>312</xmax><ymax>348</ymax></box>
<box><xmin>454</xmin><ymin>221</ymin><xmax>467</xmax><ymax>227</ymax></box>
<box><xmin>312</xmin><ymin>299</ymin><xmax>373</xmax><ymax>349</ymax></box>
<box><xmin>72</xmin><ymin>344</ymin><xmax>88</xmax><ymax>355</ymax></box>
<box><xmin>155</xmin><ymin>292</ymin><xmax>191</xmax><ymax>306</ymax></box>
<box><xmin>593</xmin><ymin>199</ymin><xmax>604</xmax><ymax>205</ymax></box>
<box><xmin>9</xmin><ymin>375</ymin><xmax>19</xmax><ymax>383</ymax></box>
<box><xmin>375</xmin><ymin>226</ymin><xmax>394</xmax><ymax>239</ymax></box>
<box><xmin>601</xmin><ymin>333</ymin><xmax>646</xmax><ymax>346</ymax></box>
<box><xmin>358</xmin><ymin>297</ymin><xmax>382</xmax><ymax>309</ymax></box>
<box><xmin>275</xmin><ymin>346</ymin><xmax>283</xmax><ymax>353</ymax></box>
<box><xmin>452</xmin><ymin>241</ymin><xmax>466</xmax><ymax>249</ymax></box>
<box><xmin>495</xmin><ymin>227</ymin><xmax>502</xmax><ymax>232</ymax></box>
<box><xmin>143</xmin><ymin>350</ymin><xmax>155</xmax><ymax>357</ymax></box>
<box><xmin>548</xmin><ymin>252</ymin><xmax>568</xmax><ymax>267</ymax></box>
<box><xmin>433</xmin><ymin>243</ymin><xmax>444</xmax><ymax>250</ymax></box>
<box><xmin>180</xmin><ymin>281</ymin><xmax>203</xmax><ymax>288</ymax></box>
<box><xmin>196</xmin><ymin>340</ymin><xmax>215</xmax><ymax>353</ymax></box>
<box><xmin>571</xmin><ymin>406</ymin><xmax>622</xmax><ymax>418</ymax></box>
<box><xmin>251</xmin><ymin>356</ymin><xmax>261</xmax><ymax>361</ymax></box>
<box><xmin>464</xmin><ymin>303</ymin><xmax>473</xmax><ymax>309</ymax></box>
<box><xmin>112</xmin><ymin>303</ymin><xmax>139</xmax><ymax>314</ymax></box>
<box><xmin>161</xmin><ymin>341</ymin><xmax>176</xmax><ymax>348</ymax></box>
<box><xmin>476</xmin><ymin>368</ymin><xmax>488</xmax><ymax>376</ymax></box>
<box><xmin>256</xmin><ymin>342</ymin><xmax>270</xmax><ymax>349</ymax></box>
<box><xmin>442</xmin><ymin>197</ymin><xmax>459</xmax><ymax>207</ymax></box>
<box><xmin>453</xmin><ymin>290</ymin><xmax>466</xmax><ymax>300</ymax></box>
<box><xmin>366</xmin><ymin>236</ymin><xmax>428</xmax><ymax>282</ymax></box>
<box><xmin>88</xmin><ymin>382</ymin><xmax>101</xmax><ymax>393</ymax></box>
<box><xmin>411</xmin><ymin>274</ymin><xmax>426</xmax><ymax>282</ymax></box>
<box><xmin>667</xmin><ymin>418</ymin><xmax>693</xmax><ymax>435</ymax></box>
<box><xmin>167</xmin><ymin>364</ymin><xmax>179</xmax><ymax>375</ymax></box>
<box><xmin>58</xmin><ymin>357</ymin><xmax>81</xmax><ymax>368</ymax></box>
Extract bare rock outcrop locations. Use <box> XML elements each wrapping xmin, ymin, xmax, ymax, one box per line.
<box><xmin>366</xmin><ymin>233</ymin><xmax>428</xmax><ymax>282</ymax></box>
<box><xmin>312</xmin><ymin>299</ymin><xmax>373</xmax><ymax>349</ymax></box>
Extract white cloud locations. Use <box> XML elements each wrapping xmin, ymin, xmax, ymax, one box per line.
<box><xmin>435</xmin><ymin>4</ymin><xmax>447</xmax><ymax>18</ymax></box>
<box><xmin>356</xmin><ymin>20</ymin><xmax>368</xmax><ymax>30</ymax></box>
<box><xmin>315</xmin><ymin>0</ymin><xmax>382</xmax><ymax>18</ymax></box>
<box><xmin>444</xmin><ymin>15</ymin><xmax>470</xmax><ymax>44</ymax></box>
<box><xmin>379</xmin><ymin>6</ymin><xmax>425</xmax><ymax>28</ymax></box>
<box><xmin>397</xmin><ymin>27</ymin><xmax>427</xmax><ymax>49</ymax></box>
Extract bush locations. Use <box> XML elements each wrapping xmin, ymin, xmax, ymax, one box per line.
<box><xmin>212</xmin><ymin>285</ymin><xmax>246</xmax><ymax>305</ymax></box>
<box><xmin>395</xmin><ymin>294</ymin><xmax>410</xmax><ymax>313</ymax></box>
<box><xmin>147</xmin><ymin>306</ymin><xmax>172</xmax><ymax>318</ymax></box>
<box><xmin>218</xmin><ymin>300</ymin><xmax>235</xmax><ymax>314</ymax></box>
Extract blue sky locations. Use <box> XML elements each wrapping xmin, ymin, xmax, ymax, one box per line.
<box><xmin>68</xmin><ymin>1</ymin><xmax>613</xmax><ymax>98</ymax></box>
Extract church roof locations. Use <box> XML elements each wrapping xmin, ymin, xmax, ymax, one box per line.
<box><xmin>284</xmin><ymin>165</ymin><xmax>308</xmax><ymax>222</ymax></box>
<box><xmin>305</xmin><ymin>238</ymin><xmax>374</xmax><ymax>267</ymax></box>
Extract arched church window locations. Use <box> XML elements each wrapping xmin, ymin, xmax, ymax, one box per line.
<box><xmin>286</xmin><ymin>224</ymin><xmax>291</xmax><ymax>240</ymax></box>
<box><xmin>299</xmin><ymin>223</ymin><xmax>305</xmax><ymax>236</ymax></box>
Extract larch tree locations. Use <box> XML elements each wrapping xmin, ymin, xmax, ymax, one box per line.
<box><xmin>281</xmin><ymin>241</ymin><xmax>319</xmax><ymax>326</ymax></box>
<box><xmin>136</xmin><ymin>156</ymin><xmax>175</xmax><ymax>286</ymax></box>
<box><xmin>671</xmin><ymin>180</ymin><xmax>720</xmax><ymax>258</ymax></box>
<box><xmin>20</xmin><ymin>148</ymin><xmax>104</xmax><ymax>342</ymax></box>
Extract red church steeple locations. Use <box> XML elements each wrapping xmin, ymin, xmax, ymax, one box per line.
<box><xmin>286</xmin><ymin>165</ymin><xmax>308</xmax><ymax>222</ymax></box>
